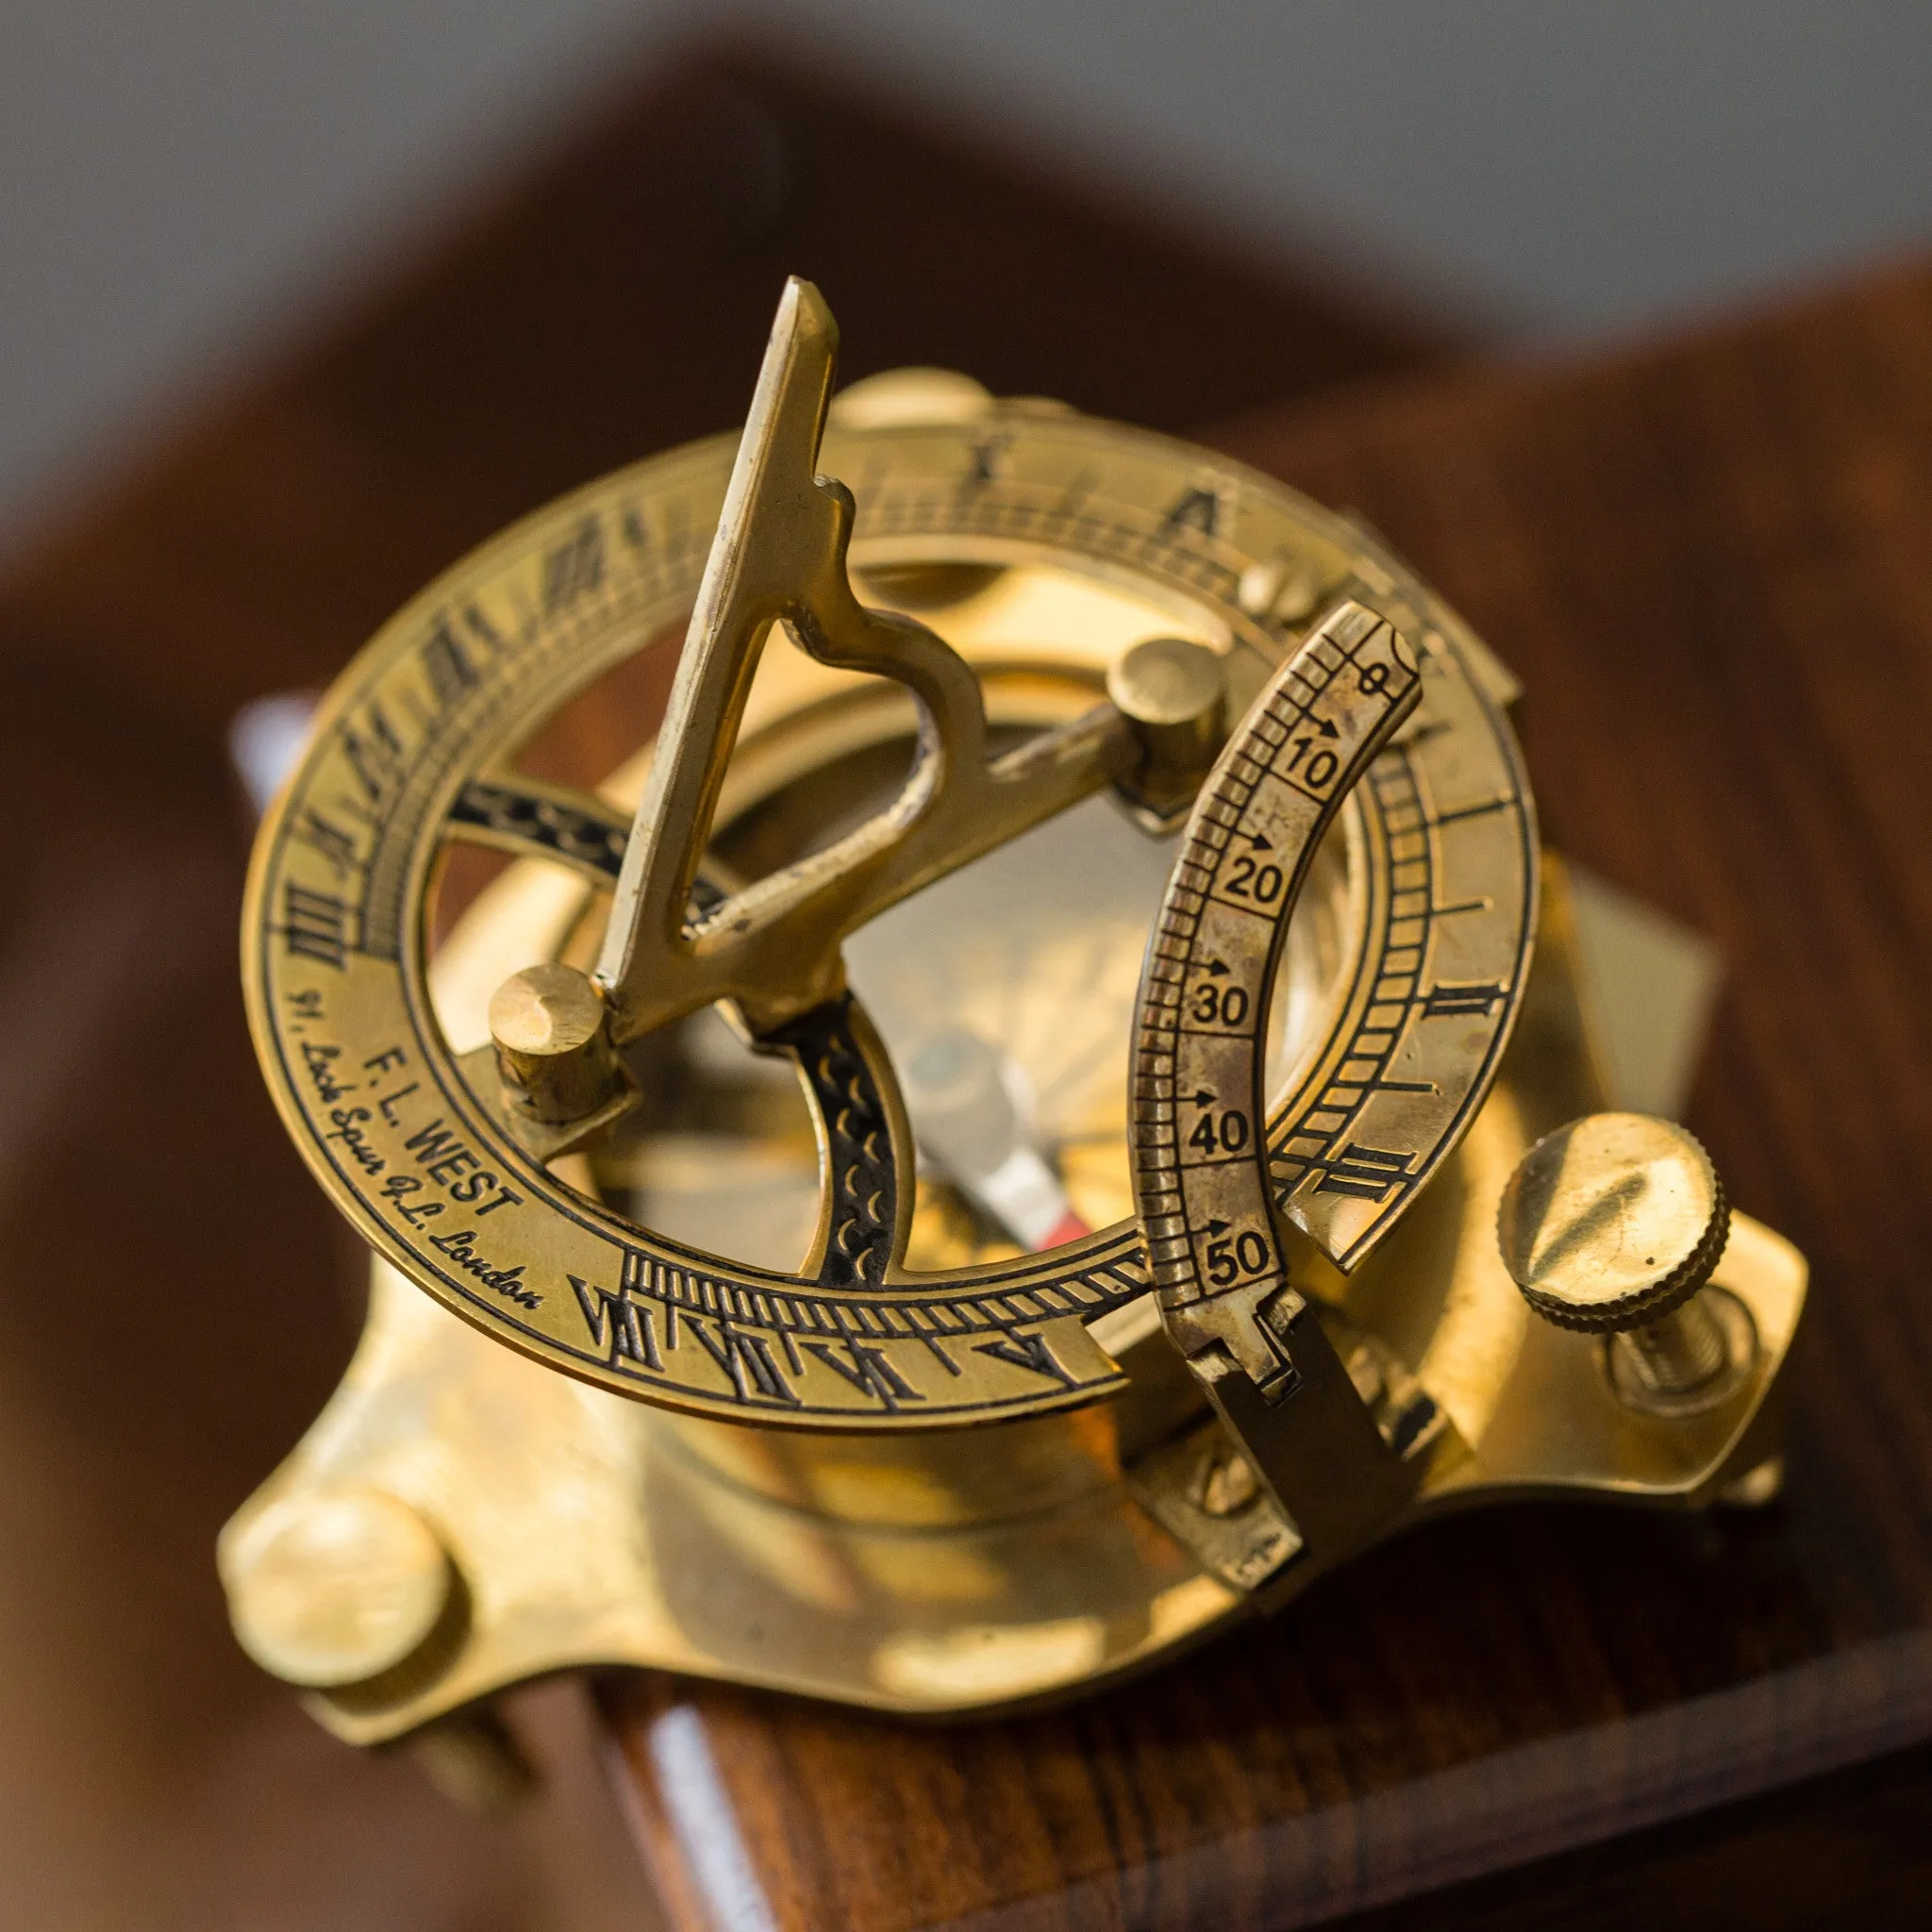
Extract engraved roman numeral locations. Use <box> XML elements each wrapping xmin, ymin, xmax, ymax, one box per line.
<box><xmin>464</xmin><ymin>601</ymin><xmax>508</xmax><ymax>656</ymax></box>
<box><xmin>340</xmin><ymin>703</ymin><xmax>405</xmax><ymax>807</ymax></box>
<box><xmin>292</xmin><ymin>808</ymin><xmax>359</xmax><ymax>882</ymax></box>
<box><xmin>420</xmin><ymin>618</ymin><xmax>481</xmax><ymax>710</ymax></box>
<box><xmin>542</xmin><ymin>515</ymin><xmax>605</xmax><ymax>613</ymax></box>
<box><xmin>280</xmin><ymin>881</ymin><xmax>350</xmax><ymax>970</ymax></box>
<box><xmin>1422</xmin><ymin>980</ymin><xmax>1509</xmax><ymax>1019</ymax></box>
<box><xmin>569</xmin><ymin>1274</ymin><xmax>661</xmax><ymax>1370</ymax></box>
<box><xmin>687</xmin><ymin>1316</ymin><xmax>799</xmax><ymax>1406</ymax></box>
<box><xmin>1162</xmin><ymin>485</ymin><xmax>1221</xmax><ymax>537</ymax></box>
<box><xmin>1316</xmin><ymin>1143</ymin><xmax>1414</xmax><ymax>1201</ymax></box>
<box><xmin>804</xmin><ymin>1339</ymin><xmax>922</xmax><ymax>1409</ymax></box>
<box><xmin>974</xmin><ymin>1329</ymin><xmax>1074</xmax><ymax>1385</ymax></box>
<box><xmin>965</xmin><ymin>436</ymin><xmax>1009</xmax><ymax>487</ymax></box>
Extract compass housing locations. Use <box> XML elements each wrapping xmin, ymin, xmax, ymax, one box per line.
<box><xmin>225</xmin><ymin>300</ymin><xmax>1805</xmax><ymax>1738</ymax></box>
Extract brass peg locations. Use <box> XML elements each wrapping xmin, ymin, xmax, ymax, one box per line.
<box><xmin>224</xmin><ymin>1490</ymin><xmax>453</xmax><ymax>1689</ymax></box>
<box><xmin>489</xmin><ymin>962</ymin><xmax>619</xmax><ymax>1124</ymax></box>
<box><xmin>1108</xmin><ymin>636</ymin><xmax>1227</xmax><ymax>824</ymax></box>
<box><xmin>1497</xmin><ymin>1112</ymin><xmax>1757</xmax><ymax>1415</ymax></box>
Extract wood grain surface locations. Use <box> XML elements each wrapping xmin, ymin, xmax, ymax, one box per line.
<box><xmin>1340</xmin><ymin>1737</ymin><xmax>1932</xmax><ymax>1930</ymax></box>
<box><xmin>601</xmin><ymin>260</ymin><xmax>1932</xmax><ymax>1930</ymax></box>
<box><xmin>0</xmin><ymin>38</ymin><xmax>1439</xmax><ymax>1932</ymax></box>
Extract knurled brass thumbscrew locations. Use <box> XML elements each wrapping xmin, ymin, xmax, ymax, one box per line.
<box><xmin>1497</xmin><ymin>1112</ymin><xmax>1746</xmax><ymax>1410</ymax></box>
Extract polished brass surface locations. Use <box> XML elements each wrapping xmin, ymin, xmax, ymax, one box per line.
<box><xmin>1611</xmin><ymin>1292</ymin><xmax>1745</xmax><ymax>1408</ymax></box>
<box><xmin>1497</xmin><ymin>1113</ymin><xmax>1726</xmax><ymax>1332</ymax></box>
<box><xmin>594</xmin><ymin>277</ymin><xmax>1134</xmax><ymax>1042</ymax></box>
<box><xmin>1107</xmin><ymin>635</ymin><xmax>1228</xmax><ymax>824</ymax></box>
<box><xmin>1122</xmin><ymin>607</ymin><xmax>1800</xmax><ymax>1598</ymax></box>
<box><xmin>229</xmin><ymin>278</ymin><xmax>1808</xmax><ymax>1735</ymax></box>
<box><xmin>222</xmin><ymin>846</ymin><xmax>1801</xmax><ymax>1740</ymax></box>
<box><xmin>242</xmin><ymin>276</ymin><xmax>1532</xmax><ymax>1430</ymax></box>
<box><xmin>489</xmin><ymin>962</ymin><xmax>620</xmax><ymax>1124</ymax></box>
<box><xmin>223</xmin><ymin>1490</ymin><xmax>453</xmax><ymax>1690</ymax></box>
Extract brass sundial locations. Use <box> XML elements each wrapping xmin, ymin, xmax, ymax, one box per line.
<box><xmin>223</xmin><ymin>280</ymin><xmax>1807</xmax><ymax>1741</ymax></box>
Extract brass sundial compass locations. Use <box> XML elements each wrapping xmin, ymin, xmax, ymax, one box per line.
<box><xmin>225</xmin><ymin>280</ymin><xmax>1807</xmax><ymax>1743</ymax></box>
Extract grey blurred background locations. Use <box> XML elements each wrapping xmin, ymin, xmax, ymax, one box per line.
<box><xmin>4</xmin><ymin>0</ymin><xmax>1930</xmax><ymax>552</ymax></box>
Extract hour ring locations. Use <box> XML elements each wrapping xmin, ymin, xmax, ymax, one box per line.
<box><xmin>244</xmin><ymin>403</ymin><xmax>1533</xmax><ymax>1426</ymax></box>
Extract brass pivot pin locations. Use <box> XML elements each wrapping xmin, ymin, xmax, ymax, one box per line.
<box><xmin>1108</xmin><ymin>636</ymin><xmax>1227</xmax><ymax>828</ymax></box>
<box><xmin>489</xmin><ymin>961</ymin><xmax>619</xmax><ymax>1124</ymax></box>
<box><xmin>1497</xmin><ymin>1112</ymin><xmax>1757</xmax><ymax>1416</ymax></box>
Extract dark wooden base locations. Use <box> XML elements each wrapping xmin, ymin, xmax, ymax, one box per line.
<box><xmin>1339</xmin><ymin>1740</ymin><xmax>1932</xmax><ymax>1931</ymax></box>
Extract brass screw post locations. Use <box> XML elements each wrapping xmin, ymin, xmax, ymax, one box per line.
<box><xmin>1191</xmin><ymin>1444</ymin><xmax>1259</xmax><ymax>1519</ymax></box>
<box><xmin>1108</xmin><ymin>636</ymin><xmax>1226</xmax><ymax>821</ymax></box>
<box><xmin>489</xmin><ymin>962</ymin><xmax>619</xmax><ymax>1124</ymax></box>
<box><xmin>1497</xmin><ymin>1112</ymin><xmax>1756</xmax><ymax>1414</ymax></box>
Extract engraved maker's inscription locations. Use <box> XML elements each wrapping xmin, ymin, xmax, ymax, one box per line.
<box><xmin>430</xmin><ymin>1226</ymin><xmax>541</xmax><ymax>1308</ymax></box>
